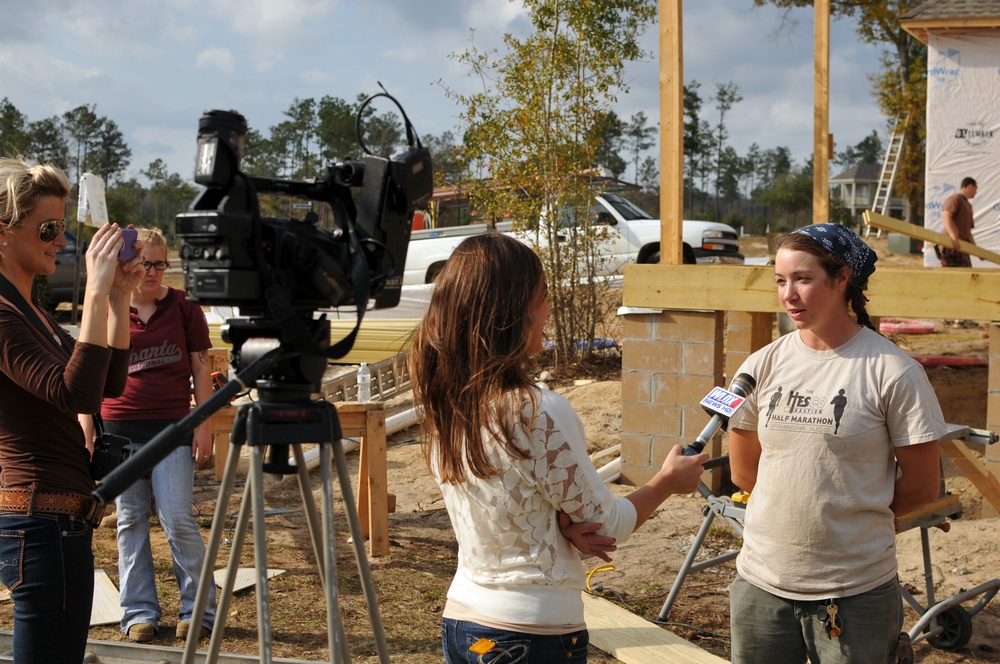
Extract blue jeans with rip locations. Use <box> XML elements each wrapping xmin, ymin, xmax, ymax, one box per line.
<box><xmin>0</xmin><ymin>512</ymin><xmax>94</xmax><ymax>664</ymax></box>
<box><xmin>109</xmin><ymin>419</ymin><xmax>216</xmax><ymax>635</ymax></box>
<box><xmin>442</xmin><ymin>618</ymin><xmax>589</xmax><ymax>663</ymax></box>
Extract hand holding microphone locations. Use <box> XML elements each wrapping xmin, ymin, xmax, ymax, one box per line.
<box><xmin>682</xmin><ymin>373</ymin><xmax>756</xmax><ymax>456</ymax></box>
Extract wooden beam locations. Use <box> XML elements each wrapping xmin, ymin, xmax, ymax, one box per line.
<box><xmin>623</xmin><ymin>264</ymin><xmax>1000</xmax><ymax>320</ymax></box>
<box><xmin>583</xmin><ymin>593</ymin><xmax>727</xmax><ymax>663</ymax></box>
<box><xmin>941</xmin><ymin>440</ymin><xmax>1000</xmax><ymax>515</ymax></box>
<box><xmin>864</xmin><ymin>210</ymin><xmax>1000</xmax><ymax>266</ymax></box>
<box><xmin>659</xmin><ymin>0</ymin><xmax>684</xmax><ymax>265</ymax></box>
<box><xmin>813</xmin><ymin>0</ymin><xmax>830</xmax><ymax>222</ymax></box>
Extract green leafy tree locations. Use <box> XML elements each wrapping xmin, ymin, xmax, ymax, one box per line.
<box><xmin>27</xmin><ymin>116</ymin><xmax>69</xmax><ymax>170</ymax></box>
<box><xmin>62</xmin><ymin>105</ymin><xmax>102</xmax><ymax>184</ymax></box>
<box><xmin>758</xmin><ymin>161</ymin><xmax>813</xmax><ymax>230</ymax></box>
<box><xmin>86</xmin><ymin>119</ymin><xmax>131</xmax><ymax>184</ymax></box>
<box><xmin>142</xmin><ymin>159</ymin><xmax>197</xmax><ymax>236</ymax></box>
<box><xmin>592</xmin><ymin>110</ymin><xmax>627</xmax><ymax>177</ymax></box>
<box><xmin>712</xmin><ymin>82</ymin><xmax>743</xmax><ymax>220</ymax></box>
<box><xmin>424</xmin><ymin>130</ymin><xmax>465</xmax><ymax>186</ymax></box>
<box><xmin>833</xmin><ymin>129</ymin><xmax>883</xmax><ymax>168</ymax></box>
<box><xmin>623</xmin><ymin>111</ymin><xmax>656</xmax><ymax>182</ymax></box>
<box><xmin>279</xmin><ymin>97</ymin><xmax>318</xmax><ymax>178</ymax></box>
<box><xmin>241</xmin><ymin>127</ymin><xmax>282</xmax><ymax>177</ymax></box>
<box><xmin>106</xmin><ymin>178</ymin><xmax>150</xmax><ymax>229</ymax></box>
<box><xmin>0</xmin><ymin>98</ymin><xmax>31</xmax><ymax>156</ymax></box>
<box><xmin>682</xmin><ymin>81</ymin><xmax>709</xmax><ymax>216</ymax></box>
<box><xmin>316</xmin><ymin>95</ymin><xmax>360</xmax><ymax>163</ymax></box>
<box><xmin>449</xmin><ymin>0</ymin><xmax>656</xmax><ymax>361</ymax></box>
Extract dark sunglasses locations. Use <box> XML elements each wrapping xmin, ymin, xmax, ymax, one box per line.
<box><xmin>38</xmin><ymin>219</ymin><xmax>67</xmax><ymax>242</ymax></box>
<box><xmin>141</xmin><ymin>261</ymin><xmax>170</xmax><ymax>272</ymax></box>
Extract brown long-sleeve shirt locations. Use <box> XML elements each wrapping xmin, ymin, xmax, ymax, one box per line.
<box><xmin>0</xmin><ymin>300</ymin><xmax>129</xmax><ymax>494</ymax></box>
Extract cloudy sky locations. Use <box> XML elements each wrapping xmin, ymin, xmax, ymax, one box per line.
<box><xmin>1</xmin><ymin>0</ymin><xmax>888</xmax><ymax>184</ymax></box>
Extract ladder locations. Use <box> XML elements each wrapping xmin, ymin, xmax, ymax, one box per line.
<box><xmin>867</xmin><ymin>113</ymin><xmax>909</xmax><ymax>238</ymax></box>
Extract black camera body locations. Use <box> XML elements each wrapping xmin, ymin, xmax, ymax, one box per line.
<box><xmin>176</xmin><ymin>107</ymin><xmax>432</xmax><ymax>319</ymax></box>
<box><xmin>90</xmin><ymin>432</ymin><xmax>132</xmax><ymax>482</ymax></box>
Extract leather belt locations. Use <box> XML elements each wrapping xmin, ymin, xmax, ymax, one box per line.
<box><xmin>0</xmin><ymin>487</ymin><xmax>105</xmax><ymax>526</ymax></box>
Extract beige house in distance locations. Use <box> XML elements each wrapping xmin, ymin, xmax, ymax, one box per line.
<box><xmin>829</xmin><ymin>163</ymin><xmax>906</xmax><ymax>225</ymax></box>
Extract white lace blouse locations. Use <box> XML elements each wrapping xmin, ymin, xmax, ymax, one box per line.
<box><xmin>436</xmin><ymin>388</ymin><xmax>637</xmax><ymax>629</ymax></box>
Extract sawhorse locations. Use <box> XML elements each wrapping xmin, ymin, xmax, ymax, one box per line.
<box><xmin>205</xmin><ymin>350</ymin><xmax>390</xmax><ymax>557</ymax></box>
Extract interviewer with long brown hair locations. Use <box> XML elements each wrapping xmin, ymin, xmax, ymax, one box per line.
<box><xmin>410</xmin><ymin>233</ymin><xmax>707</xmax><ymax>663</ymax></box>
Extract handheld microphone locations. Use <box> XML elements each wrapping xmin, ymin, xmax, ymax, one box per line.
<box><xmin>682</xmin><ymin>373</ymin><xmax>756</xmax><ymax>456</ymax></box>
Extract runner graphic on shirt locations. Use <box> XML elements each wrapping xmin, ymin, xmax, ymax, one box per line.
<box><xmin>831</xmin><ymin>389</ymin><xmax>848</xmax><ymax>434</ymax></box>
<box><xmin>766</xmin><ymin>386</ymin><xmax>783</xmax><ymax>425</ymax></box>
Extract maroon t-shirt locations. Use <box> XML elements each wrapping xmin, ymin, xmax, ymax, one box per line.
<box><xmin>101</xmin><ymin>287</ymin><xmax>212</xmax><ymax>421</ymax></box>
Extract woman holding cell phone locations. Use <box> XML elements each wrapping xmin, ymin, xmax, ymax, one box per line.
<box><xmin>82</xmin><ymin>227</ymin><xmax>217</xmax><ymax>644</ymax></box>
<box><xmin>0</xmin><ymin>156</ymin><xmax>144</xmax><ymax>663</ymax></box>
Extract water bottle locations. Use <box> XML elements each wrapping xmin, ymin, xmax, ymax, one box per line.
<box><xmin>357</xmin><ymin>362</ymin><xmax>371</xmax><ymax>403</ymax></box>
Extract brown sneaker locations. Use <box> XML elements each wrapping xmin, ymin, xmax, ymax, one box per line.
<box><xmin>127</xmin><ymin>623</ymin><xmax>155</xmax><ymax>643</ymax></box>
<box><xmin>176</xmin><ymin>620</ymin><xmax>211</xmax><ymax>640</ymax></box>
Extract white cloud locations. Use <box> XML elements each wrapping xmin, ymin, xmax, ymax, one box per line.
<box><xmin>195</xmin><ymin>48</ymin><xmax>237</xmax><ymax>75</ymax></box>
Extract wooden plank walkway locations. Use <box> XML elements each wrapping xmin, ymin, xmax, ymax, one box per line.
<box><xmin>583</xmin><ymin>593</ymin><xmax>728</xmax><ymax>663</ymax></box>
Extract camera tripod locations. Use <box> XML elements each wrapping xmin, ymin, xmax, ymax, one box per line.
<box><xmin>180</xmin><ymin>380</ymin><xmax>391</xmax><ymax>664</ymax></box>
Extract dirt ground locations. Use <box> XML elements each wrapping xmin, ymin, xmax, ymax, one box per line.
<box><xmin>4</xmin><ymin>235</ymin><xmax>998</xmax><ymax>663</ymax></box>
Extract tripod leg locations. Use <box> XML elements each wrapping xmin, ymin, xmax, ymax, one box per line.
<box><xmin>182</xmin><ymin>437</ymin><xmax>246</xmax><ymax>664</ymax></box>
<box><xmin>292</xmin><ymin>443</ymin><xmax>327</xmax><ymax>588</ymax></box>
<box><xmin>203</xmin><ymin>476</ymin><xmax>255</xmax><ymax>663</ymax></box>
<box><xmin>249</xmin><ymin>445</ymin><xmax>276</xmax><ymax>664</ymax></box>
<box><xmin>320</xmin><ymin>443</ymin><xmax>351</xmax><ymax>663</ymax></box>
<box><xmin>332</xmin><ymin>438</ymin><xmax>391</xmax><ymax>664</ymax></box>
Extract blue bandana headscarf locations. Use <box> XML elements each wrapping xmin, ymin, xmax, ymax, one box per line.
<box><xmin>790</xmin><ymin>223</ymin><xmax>877</xmax><ymax>286</ymax></box>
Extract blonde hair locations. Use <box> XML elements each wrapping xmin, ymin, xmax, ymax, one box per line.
<box><xmin>136</xmin><ymin>227</ymin><xmax>168</xmax><ymax>252</ymax></box>
<box><xmin>0</xmin><ymin>157</ymin><xmax>70</xmax><ymax>229</ymax></box>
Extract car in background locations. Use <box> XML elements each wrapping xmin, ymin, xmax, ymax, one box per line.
<box><xmin>35</xmin><ymin>229</ymin><xmax>87</xmax><ymax>309</ymax></box>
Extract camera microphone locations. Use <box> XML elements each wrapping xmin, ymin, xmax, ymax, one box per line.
<box><xmin>682</xmin><ymin>373</ymin><xmax>756</xmax><ymax>456</ymax></box>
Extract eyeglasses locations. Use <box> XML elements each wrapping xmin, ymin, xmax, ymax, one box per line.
<box><xmin>38</xmin><ymin>219</ymin><xmax>67</xmax><ymax>242</ymax></box>
<box><xmin>142</xmin><ymin>261</ymin><xmax>170</xmax><ymax>272</ymax></box>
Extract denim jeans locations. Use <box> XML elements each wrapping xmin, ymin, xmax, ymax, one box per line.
<box><xmin>0</xmin><ymin>512</ymin><xmax>94</xmax><ymax>664</ymax></box>
<box><xmin>442</xmin><ymin>618</ymin><xmax>589</xmax><ymax>663</ymax></box>
<box><xmin>108</xmin><ymin>419</ymin><xmax>216</xmax><ymax>634</ymax></box>
<box><xmin>730</xmin><ymin>574</ymin><xmax>903</xmax><ymax>664</ymax></box>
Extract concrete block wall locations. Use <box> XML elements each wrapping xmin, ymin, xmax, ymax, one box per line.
<box><xmin>621</xmin><ymin>310</ymin><xmax>724</xmax><ymax>487</ymax></box>
<box><xmin>621</xmin><ymin>310</ymin><xmax>776</xmax><ymax>488</ymax></box>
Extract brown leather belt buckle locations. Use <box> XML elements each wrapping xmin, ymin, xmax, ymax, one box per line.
<box><xmin>87</xmin><ymin>501</ymin><xmax>107</xmax><ymax>527</ymax></box>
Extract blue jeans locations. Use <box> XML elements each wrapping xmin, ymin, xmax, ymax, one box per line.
<box><xmin>108</xmin><ymin>420</ymin><xmax>216</xmax><ymax>634</ymax></box>
<box><xmin>442</xmin><ymin>618</ymin><xmax>589</xmax><ymax>663</ymax></box>
<box><xmin>0</xmin><ymin>513</ymin><xmax>94</xmax><ymax>664</ymax></box>
<box><xmin>730</xmin><ymin>574</ymin><xmax>903</xmax><ymax>664</ymax></box>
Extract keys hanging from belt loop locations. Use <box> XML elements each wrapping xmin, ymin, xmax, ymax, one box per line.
<box><xmin>825</xmin><ymin>600</ymin><xmax>842</xmax><ymax>638</ymax></box>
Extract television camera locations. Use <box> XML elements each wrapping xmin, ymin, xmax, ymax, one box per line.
<box><xmin>93</xmin><ymin>86</ymin><xmax>432</xmax><ymax>501</ymax></box>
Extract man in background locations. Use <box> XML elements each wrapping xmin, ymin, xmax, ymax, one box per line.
<box><xmin>937</xmin><ymin>177</ymin><xmax>978</xmax><ymax>267</ymax></box>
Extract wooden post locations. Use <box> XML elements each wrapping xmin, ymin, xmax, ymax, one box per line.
<box><xmin>660</xmin><ymin>0</ymin><xmax>684</xmax><ymax>264</ymax></box>
<box><xmin>813</xmin><ymin>0</ymin><xmax>830</xmax><ymax>222</ymax></box>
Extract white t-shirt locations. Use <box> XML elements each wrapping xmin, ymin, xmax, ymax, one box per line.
<box><xmin>729</xmin><ymin>327</ymin><xmax>947</xmax><ymax>600</ymax></box>
<box><xmin>435</xmin><ymin>388</ymin><xmax>637</xmax><ymax>630</ymax></box>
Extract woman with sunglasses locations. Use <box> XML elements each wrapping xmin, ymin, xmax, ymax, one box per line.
<box><xmin>82</xmin><ymin>227</ymin><xmax>217</xmax><ymax>644</ymax></box>
<box><xmin>0</xmin><ymin>157</ymin><xmax>143</xmax><ymax>663</ymax></box>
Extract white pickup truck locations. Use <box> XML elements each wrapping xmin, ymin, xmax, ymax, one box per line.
<box><xmin>402</xmin><ymin>192</ymin><xmax>744</xmax><ymax>285</ymax></box>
